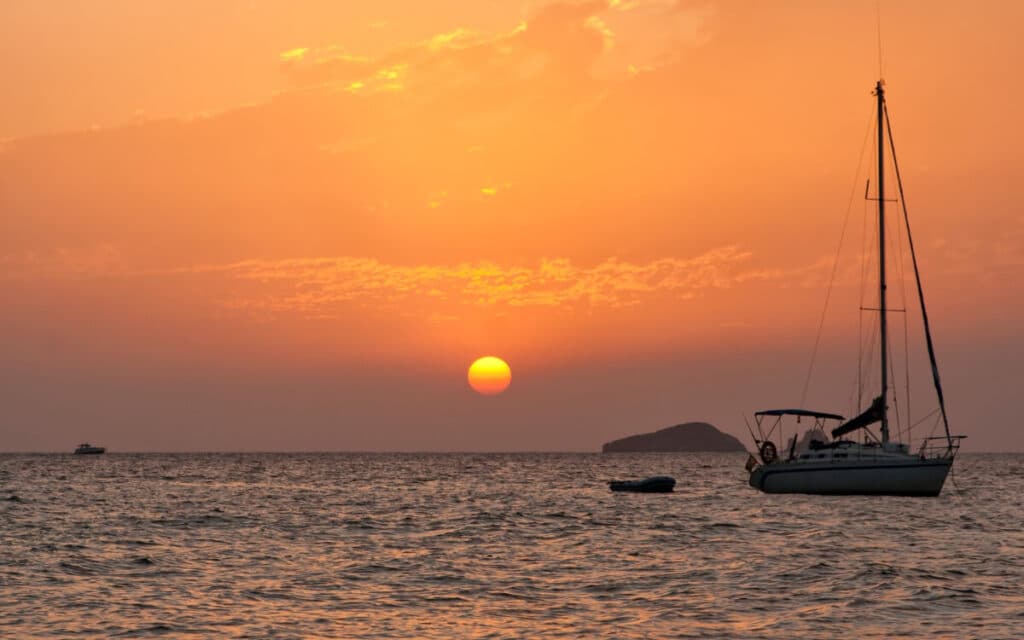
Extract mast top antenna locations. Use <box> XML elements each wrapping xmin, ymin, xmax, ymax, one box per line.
<box><xmin>876</xmin><ymin>1</ymin><xmax>885</xmax><ymax>80</ymax></box>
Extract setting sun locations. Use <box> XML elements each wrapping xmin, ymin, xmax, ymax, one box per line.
<box><xmin>467</xmin><ymin>356</ymin><xmax>512</xmax><ymax>395</ymax></box>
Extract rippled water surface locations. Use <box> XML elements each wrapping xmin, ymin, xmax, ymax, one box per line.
<box><xmin>1</xmin><ymin>453</ymin><xmax>1021</xmax><ymax>638</ymax></box>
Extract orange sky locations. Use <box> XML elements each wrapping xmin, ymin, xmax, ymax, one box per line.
<box><xmin>1</xmin><ymin>0</ymin><xmax>1021</xmax><ymax>451</ymax></box>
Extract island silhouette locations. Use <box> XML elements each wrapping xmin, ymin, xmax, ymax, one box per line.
<box><xmin>602</xmin><ymin>422</ymin><xmax>747</xmax><ymax>453</ymax></box>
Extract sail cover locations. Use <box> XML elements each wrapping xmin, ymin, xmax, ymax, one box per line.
<box><xmin>831</xmin><ymin>396</ymin><xmax>885</xmax><ymax>438</ymax></box>
<box><xmin>754</xmin><ymin>409</ymin><xmax>844</xmax><ymax>421</ymax></box>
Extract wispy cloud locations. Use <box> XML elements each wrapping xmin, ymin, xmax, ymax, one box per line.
<box><xmin>0</xmin><ymin>244</ymin><xmax>811</xmax><ymax>317</ymax></box>
<box><xmin>278</xmin><ymin>47</ymin><xmax>309</xmax><ymax>62</ymax></box>
<box><xmin>278</xmin><ymin>0</ymin><xmax>709</xmax><ymax>95</ymax></box>
<box><xmin>181</xmin><ymin>246</ymin><xmax>781</xmax><ymax>315</ymax></box>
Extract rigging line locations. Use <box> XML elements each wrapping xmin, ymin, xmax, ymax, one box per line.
<box><xmin>905</xmin><ymin>407</ymin><xmax>941</xmax><ymax>446</ymax></box>
<box><xmin>885</xmin><ymin>205</ymin><xmax>910</xmax><ymax>442</ymax></box>
<box><xmin>924</xmin><ymin>411</ymin><xmax>942</xmax><ymax>442</ymax></box>
<box><xmin>861</xmin><ymin>315</ymin><xmax>879</xmax><ymax>414</ymax></box>
<box><xmin>908</xmin><ymin>406</ymin><xmax>939</xmax><ymax>431</ymax></box>
<box><xmin>896</xmin><ymin>204</ymin><xmax>913</xmax><ymax>433</ymax></box>
<box><xmin>903</xmin><ymin>302</ymin><xmax>911</xmax><ymax>434</ymax></box>
<box><xmin>845</xmin><ymin>374</ymin><xmax>859</xmax><ymax>421</ymax></box>
<box><xmin>859</xmin><ymin>200</ymin><xmax>881</xmax><ymax>412</ymax></box>
<box><xmin>742</xmin><ymin>414</ymin><xmax>759</xmax><ymax>445</ymax></box>
<box><xmin>857</xmin><ymin>119</ymin><xmax>879</xmax><ymax>409</ymax></box>
<box><xmin>888</xmin><ymin>330</ymin><xmax>901</xmax><ymax>441</ymax></box>
<box><xmin>798</xmin><ymin>106</ymin><xmax>875</xmax><ymax>410</ymax></box>
<box><xmin>888</xmin><ymin>172</ymin><xmax>914</xmax><ymax>438</ymax></box>
<box><xmin>884</xmin><ymin>103</ymin><xmax>953</xmax><ymax>446</ymax></box>
<box><xmin>858</xmin><ymin>187</ymin><xmax>871</xmax><ymax>407</ymax></box>
<box><xmin>858</xmin><ymin>198</ymin><xmax>866</xmax><ymax>405</ymax></box>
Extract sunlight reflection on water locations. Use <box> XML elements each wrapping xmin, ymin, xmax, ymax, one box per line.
<box><xmin>0</xmin><ymin>453</ymin><xmax>1021</xmax><ymax>638</ymax></box>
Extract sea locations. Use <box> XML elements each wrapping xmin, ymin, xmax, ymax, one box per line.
<box><xmin>1</xmin><ymin>452</ymin><xmax>1021</xmax><ymax>639</ymax></box>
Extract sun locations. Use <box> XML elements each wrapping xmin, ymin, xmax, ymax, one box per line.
<box><xmin>467</xmin><ymin>356</ymin><xmax>512</xmax><ymax>395</ymax></box>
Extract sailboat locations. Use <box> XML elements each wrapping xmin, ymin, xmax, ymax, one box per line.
<box><xmin>746</xmin><ymin>80</ymin><xmax>965</xmax><ymax>496</ymax></box>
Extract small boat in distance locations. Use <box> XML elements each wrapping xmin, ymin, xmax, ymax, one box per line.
<box><xmin>74</xmin><ymin>443</ymin><xmax>105</xmax><ymax>455</ymax></box>
<box><xmin>746</xmin><ymin>80</ymin><xmax>965</xmax><ymax>496</ymax></box>
<box><xmin>609</xmin><ymin>476</ymin><xmax>675</xmax><ymax>493</ymax></box>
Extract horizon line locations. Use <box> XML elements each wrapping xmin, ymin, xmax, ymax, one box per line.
<box><xmin>1</xmin><ymin>449</ymin><xmax>1014</xmax><ymax>455</ymax></box>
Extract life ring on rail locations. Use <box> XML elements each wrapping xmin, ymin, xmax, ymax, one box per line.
<box><xmin>759</xmin><ymin>441</ymin><xmax>778</xmax><ymax>464</ymax></box>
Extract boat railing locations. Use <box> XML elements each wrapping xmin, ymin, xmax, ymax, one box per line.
<box><xmin>918</xmin><ymin>436</ymin><xmax>965</xmax><ymax>460</ymax></box>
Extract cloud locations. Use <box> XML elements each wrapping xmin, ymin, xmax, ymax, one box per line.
<box><xmin>278</xmin><ymin>0</ymin><xmax>703</xmax><ymax>93</ymax></box>
<box><xmin>281</xmin><ymin>51</ymin><xmax>373</xmax><ymax>87</ymax></box>
<box><xmin>279</xmin><ymin>47</ymin><xmax>309</xmax><ymax>62</ymax></box>
<box><xmin>0</xmin><ymin>243</ymin><xmax>786</xmax><ymax>317</ymax></box>
<box><xmin>428</xmin><ymin>28</ymin><xmax>477</xmax><ymax>52</ymax></box>
<box><xmin>178</xmin><ymin>245</ymin><xmax>780</xmax><ymax>316</ymax></box>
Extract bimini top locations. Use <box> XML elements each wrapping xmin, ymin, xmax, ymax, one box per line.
<box><xmin>754</xmin><ymin>409</ymin><xmax>845</xmax><ymax>421</ymax></box>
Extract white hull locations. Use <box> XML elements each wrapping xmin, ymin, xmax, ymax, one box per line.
<box><xmin>749</xmin><ymin>457</ymin><xmax>952</xmax><ymax>496</ymax></box>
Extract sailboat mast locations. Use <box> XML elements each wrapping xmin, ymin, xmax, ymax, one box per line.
<box><xmin>875</xmin><ymin>79</ymin><xmax>890</xmax><ymax>443</ymax></box>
